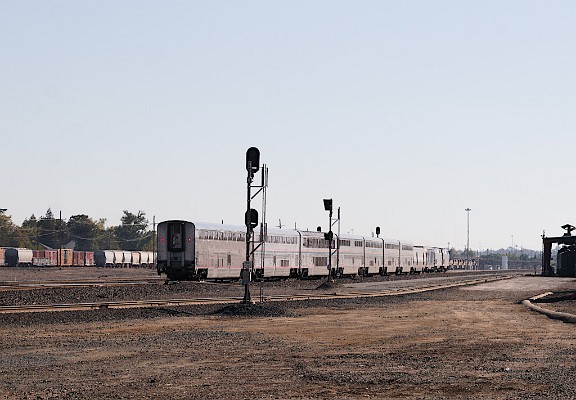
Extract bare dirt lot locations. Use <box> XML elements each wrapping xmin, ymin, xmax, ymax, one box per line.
<box><xmin>0</xmin><ymin>270</ymin><xmax>575</xmax><ymax>399</ymax></box>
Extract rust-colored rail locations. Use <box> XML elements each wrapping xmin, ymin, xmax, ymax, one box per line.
<box><xmin>0</xmin><ymin>275</ymin><xmax>514</xmax><ymax>314</ymax></box>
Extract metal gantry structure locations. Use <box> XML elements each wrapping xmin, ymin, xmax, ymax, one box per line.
<box><xmin>541</xmin><ymin>224</ymin><xmax>576</xmax><ymax>276</ymax></box>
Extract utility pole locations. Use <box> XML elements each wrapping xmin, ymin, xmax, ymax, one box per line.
<box><xmin>0</xmin><ymin>209</ymin><xmax>7</xmax><ymax>247</ymax></box>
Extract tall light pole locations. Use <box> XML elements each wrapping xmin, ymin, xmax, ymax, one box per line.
<box><xmin>465</xmin><ymin>208</ymin><xmax>471</xmax><ymax>270</ymax></box>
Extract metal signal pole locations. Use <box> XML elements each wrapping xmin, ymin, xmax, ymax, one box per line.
<box><xmin>323</xmin><ymin>199</ymin><xmax>333</xmax><ymax>283</ymax></box>
<box><xmin>465</xmin><ymin>208</ymin><xmax>471</xmax><ymax>270</ymax></box>
<box><xmin>243</xmin><ymin>147</ymin><xmax>261</xmax><ymax>304</ymax></box>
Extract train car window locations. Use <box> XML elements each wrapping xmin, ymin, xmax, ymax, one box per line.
<box><xmin>281</xmin><ymin>260</ymin><xmax>289</xmax><ymax>267</ymax></box>
<box><xmin>313</xmin><ymin>256</ymin><xmax>327</xmax><ymax>266</ymax></box>
<box><xmin>227</xmin><ymin>254</ymin><xmax>231</xmax><ymax>266</ymax></box>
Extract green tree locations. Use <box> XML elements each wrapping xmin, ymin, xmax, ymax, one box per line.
<box><xmin>37</xmin><ymin>208</ymin><xmax>68</xmax><ymax>249</ymax></box>
<box><xmin>21</xmin><ymin>214</ymin><xmax>39</xmax><ymax>249</ymax></box>
<box><xmin>0</xmin><ymin>211</ymin><xmax>32</xmax><ymax>248</ymax></box>
<box><xmin>115</xmin><ymin>210</ymin><xmax>150</xmax><ymax>250</ymax></box>
<box><xmin>67</xmin><ymin>214</ymin><xmax>100</xmax><ymax>251</ymax></box>
<box><xmin>93</xmin><ymin>219</ymin><xmax>118</xmax><ymax>250</ymax></box>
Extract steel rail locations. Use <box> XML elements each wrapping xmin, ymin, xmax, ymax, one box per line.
<box><xmin>0</xmin><ymin>279</ymin><xmax>165</xmax><ymax>291</ymax></box>
<box><xmin>0</xmin><ymin>275</ymin><xmax>514</xmax><ymax>314</ymax></box>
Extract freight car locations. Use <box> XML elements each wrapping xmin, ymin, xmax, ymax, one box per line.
<box><xmin>0</xmin><ymin>248</ymin><xmax>154</xmax><ymax>268</ymax></box>
<box><xmin>4</xmin><ymin>248</ymin><xmax>34</xmax><ymax>267</ymax></box>
<box><xmin>33</xmin><ymin>250</ymin><xmax>58</xmax><ymax>266</ymax></box>
<box><xmin>93</xmin><ymin>250</ymin><xmax>155</xmax><ymax>268</ymax></box>
<box><xmin>156</xmin><ymin>220</ymin><xmax>449</xmax><ymax>281</ymax></box>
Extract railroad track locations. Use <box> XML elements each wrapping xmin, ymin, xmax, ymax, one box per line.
<box><xmin>0</xmin><ymin>274</ymin><xmax>514</xmax><ymax>314</ymax></box>
<box><xmin>0</xmin><ymin>277</ymin><xmax>165</xmax><ymax>291</ymax></box>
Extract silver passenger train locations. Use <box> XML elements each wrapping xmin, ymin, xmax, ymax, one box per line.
<box><xmin>156</xmin><ymin>220</ymin><xmax>449</xmax><ymax>281</ymax></box>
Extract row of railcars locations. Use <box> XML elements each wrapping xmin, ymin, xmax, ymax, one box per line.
<box><xmin>156</xmin><ymin>220</ymin><xmax>450</xmax><ymax>280</ymax></box>
<box><xmin>0</xmin><ymin>247</ymin><xmax>154</xmax><ymax>268</ymax></box>
<box><xmin>93</xmin><ymin>250</ymin><xmax>155</xmax><ymax>267</ymax></box>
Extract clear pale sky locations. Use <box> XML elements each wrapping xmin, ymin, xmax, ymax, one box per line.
<box><xmin>2</xmin><ymin>1</ymin><xmax>575</xmax><ymax>250</ymax></box>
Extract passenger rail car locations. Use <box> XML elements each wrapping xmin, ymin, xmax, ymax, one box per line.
<box><xmin>413</xmin><ymin>246</ymin><xmax>450</xmax><ymax>273</ymax></box>
<box><xmin>156</xmin><ymin>220</ymin><xmax>195</xmax><ymax>280</ymax></box>
<box><xmin>156</xmin><ymin>220</ymin><xmax>449</xmax><ymax>281</ymax></box>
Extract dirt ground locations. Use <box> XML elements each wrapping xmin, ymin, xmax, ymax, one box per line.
<box><xmin>0</xmin><ymin>273</ymin><xmax>575</xmax><ymax>399</ymax></box>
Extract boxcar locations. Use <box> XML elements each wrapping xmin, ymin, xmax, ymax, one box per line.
<box><xmin>33</xmin><ymin>250</ymin><xmax>57</xmax><ymax>267</ymax></box>
<box><xmin>73</xmin><ymin>251</ymin><xmax>85</xmax><ymax>267</ymax></box>
<box><xmin>57</xmin><ymin>249</ymin><xmax>73</xmax><ymax>267</ymax></box>
<box><xmin>84</xmin><ymin>251</ymin><xmax>95</xmax><ymax>266</ymax></box>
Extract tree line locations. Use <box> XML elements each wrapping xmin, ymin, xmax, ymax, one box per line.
<box><xmin>0</xmin><ymin>209</ymin><xmax>154</xmax><ymax>251</ymax></box>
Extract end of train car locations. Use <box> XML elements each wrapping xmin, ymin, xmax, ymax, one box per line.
<box><xmin>156</xmin><ymin>220</ymin><xmax>196</xmax><ymax>280</ymax></box>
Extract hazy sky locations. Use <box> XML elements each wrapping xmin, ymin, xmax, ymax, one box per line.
<box><xmin>2</xmin><ymin>1</ymin><xmax>575</xmax><ymax>250</ymax></box>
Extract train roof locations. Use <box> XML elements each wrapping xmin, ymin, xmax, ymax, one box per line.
<box><xmin>159</xmin><ymin>220</ymin><xmax>411</xmax><ymax>244</ymax></box>
<box><xmin>193</xmin><ymin>222</ymin><xmax>300</xmax><ymax>237</ymax></box>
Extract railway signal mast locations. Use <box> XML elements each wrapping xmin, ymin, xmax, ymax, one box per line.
<box><xmin>323</xmin><ymin>199</ymin><xmax>338</xmax><ymax>283</ymax></box>
<box><xmin>465</xmin><ymin>208</ymin><xmax>471</xmax><ymax>270</ymax></box>
<box><xmin>243</xmin><ymin>147</ymin><xmax>268</xmax><ymax>304</ymax></box>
